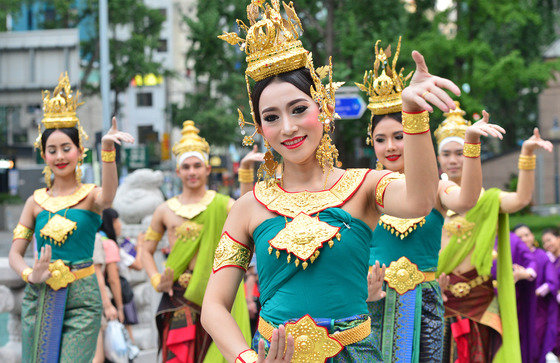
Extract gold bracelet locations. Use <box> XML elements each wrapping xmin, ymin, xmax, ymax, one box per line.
<box><xmin>238</xmin><ymin>168</ymin><xmax>254</xmax><ymax>183</ymax></box>
<box><xmin>101</xmin><ymin>149</ymin><xmax>116</xmax><ymax>163</ymax></box>
<box><xmin>463</xmin><ymin>142</ymin><xmax>481</xmax><ymax>158</ymax></box>
<box><xmin>402</xmin><ymin>110</ymin><xmax>430</xmax><ymax>135</ymax></box>
<box><xmin>518</xmin><ymin>154</ymin><xmax>536</xmax><ymax>170</ymax></box>
<box><xmin>235</xmin><ymin>349</ymin><xmax>258</xmax><ymax>363</ymax></box>
<box><xmin>150</xmin><ymin>273</ymin><xmax>161</xmax><ymax>291</ymax></box>
<box><xmin>13</xmin><ymin>223</ymin><xmax>33</xmax><ymax>241</ymax></box>
<box><xmin>22</xmin><ymin>268</ymin><xmax>33</xmax><ymax>283</ymax></box>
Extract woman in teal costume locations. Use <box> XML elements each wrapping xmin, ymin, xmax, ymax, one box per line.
<box><xmin>200</xmin><ymin>1</ymin><xmax>462</xmax><ymax>361</ymax></box>
<box><xmin>359</xmin><ymin>38</ymin><xmax>505</xmax><ymax>362</ymax></box>
<box><xmin>8</xmin><ymin>73</ymin><xmax>134</xmax><ymax>363</ymax></box>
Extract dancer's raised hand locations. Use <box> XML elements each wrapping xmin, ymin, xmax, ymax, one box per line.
<box><xmin>101</xmin><ymin>117</ymin><xmax>135</xmax><ymax>148</ymax></box>
<box><xmin>465</xmin><ymin>110</ymin><xmax>505</xmax><ymax>142</ymax></box>
<box><xmin>257</xmin><ymin>325</ymin><xmax>294</xmax><ymax>363</ymax></box>
<box><xmin>29</xmin><ymin>244</ymin><xmax>52</xmax><ymax>284</ymax></box>
<box><xmin>521</xmin><ymin>128</ymin><xmax>553</xmax><ymax>154</ymax></box>
<box><xmin>366</xmin><ymin>261</ymin><xmax>386</xmax><ymax>302</ymax></box>
<box><xmin>402</xmin><ymin>51</ymin><xmax>461</xmax><ymax>113</ymax></box>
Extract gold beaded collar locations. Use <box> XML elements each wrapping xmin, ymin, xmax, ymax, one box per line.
<box><xmin>34</xmin><ymin>184</ymin><xmax>96</xmax><ymax>213</ymax></box>
<box><xmin>166</xmin><ymin>190</ymin><xmax>216</xmax><ymax>220</ymax></box>
<box><xmin>254</xmin><ymin>169</ymin><xmax>369</xmax><ymax>218</ymax></box>
<box><xmin>255</xmin><ymin>168</ymin><xmax>369</xmax><ymax>269</ymax></box>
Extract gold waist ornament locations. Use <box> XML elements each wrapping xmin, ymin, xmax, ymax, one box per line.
<box><xmin>258</xmin><ymin>315</ymin><xmax>371</xmax><ymax>363</ymax></box>
<box><xmin>448</xmin><ymin>274</ymin><xmax>490</xmax><ymax>298</ymax></box>
<box><xmin>45</xmin><ymin>259</ymin><xmax>95</xmax><ymax>291</ymax></box>
<box><xmin>384</xmin><ymin>256</ymin><xmax>435</xmax><ymax>295</ymax></box>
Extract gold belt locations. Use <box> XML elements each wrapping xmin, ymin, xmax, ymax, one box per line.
<box><xmin>447</xmin><ymin>275</ymin><xmax>490</xmax><ymax>298</ymax></box>
<box><xmin>178</xmin><ymin>270</ymin><xmax>193</xmax><ymax>288</ymax></box>
<box><xmin>46</xmin><ymin>259</ymin><xmax>95</xmax><ymax>291</ymax></box>
<box><xmin>383</xmin><ymin>256</ymin><xmax>436</xmax><ymax>295</ymax></box>
<box><xmin>258</xmin><ymin>315</ymin><xmax>371</xmax><ymax>362</ymax></box>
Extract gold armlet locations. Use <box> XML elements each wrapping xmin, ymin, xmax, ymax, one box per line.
<box><xmin>13</xmin><ymin>223</ymin><xmax>33</xmax><ymax>242</ymax></box>
<box><xmin>238</xmin><ymin>168</ymin><xmax>254</xmax><ymax>183</ymax></box>
<box><xmin>213</xmin><ymin>232</ymin><xmax>252</xmax><ymax>273</ymax></box>
<box><xmin>21</xmin><ymin>268</ymin><xmax>33</xmax><ymax>283</ymax></box>
<box><xmin>375</xmin><ymin>172</ymin><xmax>405</xmax><ymax>208</ymax></box>
<box><xmin>463</xmin><ymin>142</ymin><xmax>481</xmax><ymax>158</ymax></box>
<box><xmin>518</xmin><ymin>154</ymin><xmax>536</xmax><ymax>170</ymax></box>
<box><xmin>145</xmin><ymin>226</ymin><xmax>163</xmax><ymax>242</ymax></box>
<box><xmin>150</xmin><ymin>273</ymin><xmax>161</xmax><ymax>291</ymax></box>
<box><xmin>402</xmin><ymin>110</ymin><xmax>430</xmax><ymax>135</ymax></box>
<box><xmin>236</xmin><ymin>349</ymin><xmax>258</xmax><ymax>363</ymax></box>
<box><xmin>101</xmin><ymin>149</ymin><xmax>116</xmax><ymax>163</ymax></box>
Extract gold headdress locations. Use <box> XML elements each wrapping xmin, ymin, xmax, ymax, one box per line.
<box><xmin>172</xmin><ymin>120</ymin><xmax>210</xmax><ymax>166</ymax></box>
<box><xmin>356</xmin><ymin>37</ymin><xmax>413</xmax><ymax>145</ymax></box>
<box><xmin>219</xmin><ymin>0</ymin><xmax>343</xmax><ymax>184</ymax></box>
<box><xmin>434</xmin><ymin>101</ymin><xmax>471</xmax><ymax>147</ymax></box>
<box><xmin>35</xmin><ymin>72</ymin><xmax>88</xmax><ymax>187</ymax></box>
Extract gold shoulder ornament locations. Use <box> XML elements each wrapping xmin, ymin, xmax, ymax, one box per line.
<box><xmin>166</xmin><ymin>190</ymin><xmax>216</xmax><ymax>220</ymax></box>
<box><xmin>254</xmin><ymin>169</ymin><xmax>369</xmax><ymax>269</ymax></box>
<box><xmin>375</xmin><ymin>171</ymin><xmax>405</xmax><ymax>208</ymax></box>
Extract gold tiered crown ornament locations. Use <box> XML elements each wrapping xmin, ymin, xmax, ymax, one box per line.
<box><xmin>34</xmin><ymin>72</ymin><xmax>88</xmax><ymax>152</ymax></box>
<box><xmin>355</xmin><ymin>37</ymin><xmax>413</xmax><ymax>145</ymax></box>
<box><xmin>218</xmin><ymin>0</ymin><xmax>343</xmax><ymax>147</ymax></box>
<box><xmin>172</xmin><ymin>120</ymin><xmax>210</xmax><ymax>157</ymax></box>
<box><xmin>434</xmin><ymin>101</ymin><xmax>471</xmax><ymax>146</ymax></box>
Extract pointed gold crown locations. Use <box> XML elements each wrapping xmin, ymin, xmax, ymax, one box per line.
<box><xmin>41</xmin><ymin>72</ymin><xmax>83</xmax><ymax>128</ymax></box>
<box><xmin>35</xmin><ymin>72</ymin><xmax>88</xmax><ymax>154</ymax></box>
<box><xmin>172</xmin><ymin>121</ymin><xmax>210</xmax><ymax>157</ymax></box>
<box><xmin>356</xmin><ymin>37</ymin><xmax>413</xmax><ymax>117</ymax></box>
<box><xmin>434</xmin><ymin>101</ymin><xmax>471</xmax><ymax>146</ymax></box>
<box><xmin>219</xmin><ymin>0</ymin><xmax>343</xmax><ymax>147</ymax></box>
<box><xmin>219</xmin><ymin>0</ymin><xmax>307</xmax><ymax>82</ymax></box>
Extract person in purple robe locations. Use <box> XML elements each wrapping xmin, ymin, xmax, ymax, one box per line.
<box><xmin>542</xmin><ymin>227</ymin><xmax>560</xmax><ymax>359</ymax></box>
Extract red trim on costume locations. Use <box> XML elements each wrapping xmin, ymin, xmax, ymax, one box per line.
<box><xmin>451</xmin><ymin>317</ymin><xmax>471</xmax><ymax>363</ymax></box>
<box><xmin>402</xmin><ymin>110</ymin><xmax>427</xmax><ymax>114</ymax></box>
<box><xmin>403</xmin><ymin>129</ymin><xmax>430</xmax><ymax>136</ymax></box>
<box><xmin>374</xmin><ymin>171</ymin><xmax>394</xmax><ymax>208</ymax></box>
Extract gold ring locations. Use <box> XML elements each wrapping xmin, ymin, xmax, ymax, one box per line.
<box><xmin>421</xmin><ymin>90</ymin><xmax>430</xmax><ymax>98</ymax></box>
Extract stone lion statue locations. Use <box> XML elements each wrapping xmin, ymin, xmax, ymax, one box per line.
<box><xmin>113</xmin><ymin>168</ymin><xmax>164</xmax><ymax>224</ymax></box>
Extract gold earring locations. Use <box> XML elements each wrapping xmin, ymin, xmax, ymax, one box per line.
<box><xmin>376</xmin><ymin>160</ymin><xmax>384</xmax><ymax>170</ymax></box>
<box><xmin>43</xmin><ymin>166</ymin><xmax>52</xmax><ymax>188</ymax></box>
<box><xmin>257</xmin><ymin>139</ymin><xmax>279</xmax><ymax>187</ymax></box>
<box><xmin>75</xmin><ymin>158</ymin><xmax>83</xmax><ymax>184</ymax></box>
<box><xmin>316</xmin><ymin>124</ymin><xmax>340</xmax><ymax>176</ymax></box>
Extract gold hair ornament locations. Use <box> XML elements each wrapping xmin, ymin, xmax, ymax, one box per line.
<box><xmin>356</xmin><ymin>37</ymin><xmax>413</xmax><ymax>145</ymax></box>
<box><xmin>434</xmin><ymin>101</ymin><xmax>471</xmax><ymax>146</ymax></box>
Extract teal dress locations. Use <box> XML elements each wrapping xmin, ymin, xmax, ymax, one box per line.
<box><xmin>22</xmin><ymin>208</ymin><xmax>102</xmax><ymax>363</ymax></box>
<box><xmin>252</xmin><ymin>207</ymin><xmax>382</xmax><ymax>361</ymax></box>
<box><xmin>368</xmin><ymin>208</ymin><xmax>444</xmax><ymax>362</ymax></box>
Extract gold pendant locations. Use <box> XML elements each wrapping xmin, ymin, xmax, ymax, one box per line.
<box><xmin>175</xmin><ymin>220</ymin><xmax>203</xmax><ymax>241</ymax></box>
<box><xmin>268</xmin><ymin>213</ymin><xmax>340</xmax><ymax>266</ymax></box>
<box><xmin>443</xmin><ymin>215</ymin><xmax>475</xmax><ymax>242</ymax></box>
<box><xmin>40</xmin><ymin>214</ymin><xmax>77</xmax><ymax>246</ymax></box>
<box><xmin>379</xmin><ymin>215</ymin><xmax>426</xmax><ymax>240</ymax></box>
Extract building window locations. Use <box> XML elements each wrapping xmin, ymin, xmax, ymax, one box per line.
<box><xmin>136</xmin><ymin>92</ymin><xmax>153</xmax><ymax>107</ymax></box>
<box><xmin>157</xmin><ymin>39</ymin><xmax>167</xmax><ymax>52</ymax></box>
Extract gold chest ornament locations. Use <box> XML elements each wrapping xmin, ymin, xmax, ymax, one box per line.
<box><xmin>166</xmin><ymin>190</ymin><xmax>216</xmax><ymax>220</ymax></box>
<box><xmin>34</xmin><ymin>184</ymin><xmax>95</xmax><ymax>246</ymax></box>
<box><xmin>254</xmin><ymin>169</ymin><xmax>368</xmax><ymax>269</ymax></box>
<box><xmin>443</xmin><ymin>210</ymin><xmax>476</xmax><ymax>242</ymax></box>
<box><xmin>378</xmin><ymin>214</ymin><xmax>426</xmax><ymax>240</ymax></box>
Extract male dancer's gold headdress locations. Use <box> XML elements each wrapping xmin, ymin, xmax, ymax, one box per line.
<box><xmin>434</xmin><ymin>101</ymin><xmax>471</xmax><ymax>152</ymax></box>
<box><xmin>172</xmin><ymin>120</ymin><xmax>210</xmax><ymax>167</ymax></box>
<box><xmin>356</xmin><ymin>37</ymin><xmax>413</xmax><ymax>145</ymax></box>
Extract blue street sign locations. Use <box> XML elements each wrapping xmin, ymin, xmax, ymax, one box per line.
<box><xmin>335</xmin><ymin>94</ymin><xmax>367</xmax><ymax>119</ymax></box>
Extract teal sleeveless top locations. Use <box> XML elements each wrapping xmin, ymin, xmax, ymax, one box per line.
<box><xmin>254</xmin><ymin>207</ymin><xmax>373</xmax><ymax>324</ymax></box>
<box><xmin>370</xmin><ymin>208</ymin><xmax>443</xmax><ymax>270</ymax></box>
<box><xmin>36</xmin><ymin>209</ymin><xmax>102</xmax><ymax>263</ymax></box>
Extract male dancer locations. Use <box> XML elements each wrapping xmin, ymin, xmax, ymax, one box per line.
<box><xmin>141</xmin><ymin>120</ymin><xmax>251</xmax><ymax>362</ymax></box>
<box><xmin>436</xmin><ymin>104</ymin><xmax>553</xmax><ymax>362</ymax></box>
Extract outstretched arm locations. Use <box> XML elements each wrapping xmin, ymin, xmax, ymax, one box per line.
<box><xmin>500</xmin><ymin>128</ymin><xmax>553</xmax><ymax>213</ymax></box>
<box><xmin>440</xmin><ymin>111</ymin><xmax>505</xmax><ymax>214</ymax></box>
<box><xmin>379</xmin><ymin>51</ymin><xmax>460</xmax><ymax>218</ymax></box>
<box><xmin>238</xmin><ymin>145</ymin><xmax>264</xmax><ymax>197</ymax></box>
<box><xmin>94</xmin><ymin>117</ymin><xmax>135</xmax><ymax>210</ymax></box>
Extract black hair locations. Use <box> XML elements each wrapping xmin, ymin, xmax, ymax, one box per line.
<box><xmin>250</xmin><ymin>67</ymin><xmax>315</xmax><ymax>125</ymax></box>
<box><xmin>100</xmin><ymin>208</ymin><xmax>119</xmax><ymax>241</ymax></box>
<box><xmin>41</xmin><ymin>127</ymin><xmax>80</xmax><ymax>152</ymax></box>
<box><xmin>542</xmin><ymin>228</ymin><xmax>559</xmax><ymax>238</ymax></box>
<box><xmin>512</xmin><ymin>223</ymin><xmax>530</xmax><ymax>233</ymax></box>
<box><xmin>371</xmin><ymin>112</ymin><xmax>402</xmax><ymax>133</ymax></box>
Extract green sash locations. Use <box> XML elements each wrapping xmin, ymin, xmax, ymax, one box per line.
<box><xmin>164</xmin><ymin>193</ymin><xmax>251</xmax><ymax>362</ymax></box>
<box><xmin>437</xmin><ymin>188</ymin><xmax>521</xmax><ymax>362</ymax></box>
